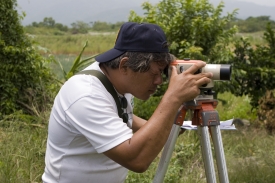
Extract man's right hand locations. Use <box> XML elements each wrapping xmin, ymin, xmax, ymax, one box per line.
<box><xmin>166</xmin><ymin>61</ymin><xmax>213</xmax><ymax>105</ymax></box>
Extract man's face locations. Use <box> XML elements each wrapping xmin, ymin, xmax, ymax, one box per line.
<box><xmin>127</xmin><ymin>61</ymin><xmax>167</xmax><ymax>100</ymax></box>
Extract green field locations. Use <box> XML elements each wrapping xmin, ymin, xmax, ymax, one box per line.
<box><xmin>29</xmin><ymin>32</ymin><xmax>116</xmax><ymax>56</ymax></box>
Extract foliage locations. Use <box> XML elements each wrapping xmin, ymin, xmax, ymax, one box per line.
<box><xmin>133</xmin><ymin>96</ymin><xmax>161</xmax><ymax>120</ymax></box>
<box><xmin>55</xmin><ymin>40</ymin><xmax>98</xmax><ymax>81</ymax></box>
<box><xmin>0</xmin><ymin>0</ymin><xmax>58</xmax><ymax>116</ymax></box>
<box><xmin>0</xmin><ymin>111</ymin><xmax>48</xmax><ymax>183</ymax></box>
<box><xmin>27</xmin><ymin>18</ymin><xmax>125</xmax><ymax>34</ymax></box>
<box><xmin>128</xmin><ymin>0</ymin><xmax>238</xmax><ymax>63</ymax></box>
<box><xmin>228</xmin><ymin>22</ymin><xmax>275</xmax><ymax>108</ymax></box>
<box><xmin>215</xmin><ymin>92</ymin><xmax>257</xmax><ymax>121</ymax></box>
<box><xmin>256</xmin><ymin>90</ymin><xmax>275</xmax><ymax>134</ymax></box>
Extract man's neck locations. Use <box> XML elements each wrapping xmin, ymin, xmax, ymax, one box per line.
<box><xmin>100</xmin><ymin>64</ymin><xmax>125</xmax><ymax>95</ymax></box>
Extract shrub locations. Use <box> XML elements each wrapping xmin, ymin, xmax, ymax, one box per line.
<box><xmin>0</xmin><ymin>0</ymin><xmax>58</xmax><ymax>116</ymax></box>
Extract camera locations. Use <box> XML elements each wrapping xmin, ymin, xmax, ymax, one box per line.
<box><xmin>169</xmin><ymin>59</ymin><xmax>231</xmax><ymax>89</ymax></box>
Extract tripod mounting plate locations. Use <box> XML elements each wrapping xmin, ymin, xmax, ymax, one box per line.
<box><xmin>183</xmin><ymin>98</ymin><xmax>219</xmax><ymax>126</ymax></box>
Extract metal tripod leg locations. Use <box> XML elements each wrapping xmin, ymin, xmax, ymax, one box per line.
<box><xmin>198</xmin><ymin>126</ymin><xmax>217</xmax><ymax>183</ymax></box>
<box><xmin>152</xmin><ymin>123</ymin><xmax>181</xmax><ymax>183</ymax></box>
<box><xmin>200</xmin><ymin>107</ymin><xmax>229</xmax><ymax>183</ymax></box>
<box><xmin>152</xmin><ymin>100</ymin><xmax>229</xmax><ymax>183</ymax></box>
<box><xmin>210</xmin><ymin>125</ymin><xmax>229</xmax><ymax>183</ymax></box>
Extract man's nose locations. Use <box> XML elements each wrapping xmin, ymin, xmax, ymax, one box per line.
<box><xmin>154</xmin><ymin>75</ymin><xmax>163</xmax><ymax>85</ymax></box>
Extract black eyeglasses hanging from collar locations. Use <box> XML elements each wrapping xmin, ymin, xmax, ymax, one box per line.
<box><xmin>120</xmin><ymin>96</ymin><xmax>129</xmax><ymax>123</ymax></box>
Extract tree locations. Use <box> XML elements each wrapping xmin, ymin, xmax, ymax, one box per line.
<box><xmin>229</xmin><ymin>23</ymin><xmax>275</xmax><ymax>108</ymax></box>
<box><xmin>0</xmin><ymin>0</ymin><xmax>58</xmax><ymax>115</ymax></box>
<box><xmin>91</xmin><ymin>21</ymin><xmax>110</xmax><ymax>31</ymax></box>
<box><xmin>128</xmin><ymin>0</ymin><xmax>238</xmax><ymax>63</ymax></box>
<box><xmin>71</xmin><ymin>21</ymin><xmax>90</xmax><ymax>34</ymax></box>
<box><xmin>42</xmin><ymin>17</ymin><xmax>56</xmax><ymax>27</ymax></box>
<box><xmin>55</xmin><ymin>23</ymin><xmax>69</xmax><ymax>32</ymax></box>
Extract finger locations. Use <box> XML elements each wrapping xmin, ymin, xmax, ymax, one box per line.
<box><xmin>185</xmin><ymin>61</ymin><xmax>206</xmax><ymax>75</ymax></box>
<box><xmin>196</xmin><ymin>77</ymin><xmax>212</xmax><ymax>87</ymax></box>
<box><xmin>195</xmin><ymin>72</ymin><xmax>213</xmax><ymax>80</ymax></box>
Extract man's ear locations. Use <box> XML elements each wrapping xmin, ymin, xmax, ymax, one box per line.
<box><xmin>119</xmin><ymin>57</ymin><xmax>129</xmax><ymax>74</ymax></box>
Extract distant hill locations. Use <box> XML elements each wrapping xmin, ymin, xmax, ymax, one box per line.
<box><xmin>16</xmin><ymin>0</ymin><xmax>275</xmax><ymax>26</ymax></box>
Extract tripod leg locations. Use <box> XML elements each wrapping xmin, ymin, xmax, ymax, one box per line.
<box><xmin>210</xmin><ymin>125</ymin><xmax>229</xmax><ymax>183</ymax></box>
<box><xmin>198</xmin><ymin>126</ymin><xmax>217</xmax><ymax>183</ymax></box>
<box><xmin>153</xmin><ymin>124</ymin><xmax>181</xmax><ymax>183</ymax></box>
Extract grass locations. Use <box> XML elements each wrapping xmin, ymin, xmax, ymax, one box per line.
<box><xmin>0</xmin><ymin>111</ymin><xmax>48</xmax><ymax>183</ymax></box>
<box><xmin>1</xmin><ymin>92</ymin><xmax>275</xmax><ymax>183</ymax></box>
<box><xmin>126</xmin><ymin>127</ymin><xmax>275</xmax><ymax>183</ymax></box>
<box><xmin>29</xmin><ymin>32</ymin><xmax>116</xmax><ymax>56</ymax></box>
<box><xmin>234</xmin><ymin>31</ymin><xmax>268</xmax><ymax>46</ymax></box>
<box><xmin>126</xmin><ymin>93</ymin><xmax>275</xmax><ymax>183</ymax></box>
<box><xmin>216</xmin><ymin>92</ymin><xmax>257</xmax><ymax>121</ymax></box>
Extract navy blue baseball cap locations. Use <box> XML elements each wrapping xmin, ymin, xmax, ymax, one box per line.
<box><xmin>95</xmin><ymin>22</ymin><xmax>169</xmax><ymax>63</ymax></box>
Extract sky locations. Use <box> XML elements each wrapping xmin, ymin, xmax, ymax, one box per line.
<box><xmin>16</xmin><ymin>0</ymin><xmax>275</xmax><ymax>26</ymax></box>
<box><xmin>239</xmin><ymin>0</ymin><xmax>275</xmax><ymax>6</ymax></box>
<box><xmin>17</xmin><ymin>0</ymin><xmax>275</xmax><ymax>7</ymax></box>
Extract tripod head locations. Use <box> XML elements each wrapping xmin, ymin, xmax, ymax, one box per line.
<box><xmin>182</xmin><ymin>87</ymin><xmax>220</xmax><ymax>127</ymax></box>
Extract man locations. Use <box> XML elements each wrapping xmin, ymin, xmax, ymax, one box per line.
<box><xmin>42</xmin><ymin>22</ymin><xmax>212</xmax><ymax>183</ymax></box>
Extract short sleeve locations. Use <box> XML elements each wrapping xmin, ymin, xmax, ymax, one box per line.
<box><xmin>65</xmin><ymin>91</ymin><xmax>133</xmax><ymax>153</ymax></box>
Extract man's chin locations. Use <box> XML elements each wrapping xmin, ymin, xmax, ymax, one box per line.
<box><xmin>135</xmin><ymin>94</ymin><xmax>152</xmax><ymax>101</ymax></box>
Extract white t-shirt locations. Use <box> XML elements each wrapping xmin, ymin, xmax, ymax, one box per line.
<box><xmin>42</xmin><ymin>62</ymin><xmax>134</xmax><ymax>183</ymax></box>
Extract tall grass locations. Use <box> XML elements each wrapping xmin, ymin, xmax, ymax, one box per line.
<box><xmin>1</xmin><ymin>93</ymin><xmax>275</xmax><ymax>182</ymax></box>
<box><xmin>30</xmin><ymin>33</ymin><xmax>116</xmax><ymax>55</ymax></box>
<box><xmin>234</xmin><ymin>31</ymin><xmax>267</xmax><ymax>46</ymax></box>
<box><xmin>0</xmin><ymin>111</ymin><xmax>48</xmax><ymax>183</ymax></box>
<box><xmin>216</xmin><ymin>92</ymin><xmax>257</xmax><ymax>121</ymax></box>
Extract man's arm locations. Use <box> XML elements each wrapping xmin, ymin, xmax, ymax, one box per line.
<box><xmin>132</xmin><ymin>115</ymin><xmax>147</xmax><ymax>133</ymax></box>
<box><xmin>104</xmin><ymin>61</ymin><xmax>212</xmax><ymax>173</ymax></box>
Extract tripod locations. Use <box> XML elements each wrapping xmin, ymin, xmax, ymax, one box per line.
<box><xmin>153</xmin><ymin>91</ymin><xmax>229</xmax><ymax>183</ymax></box>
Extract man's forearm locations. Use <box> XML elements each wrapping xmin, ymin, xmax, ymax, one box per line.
<box><xmin>132</xmin><ymin>115</ymin><xmax>147</xmax><ymax>133</ymax></box>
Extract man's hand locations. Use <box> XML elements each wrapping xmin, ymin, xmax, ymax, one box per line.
<box><xmin>166</xmin><ymin>61</ymin><xmax>213</xmax><ymax>104</ymax></box>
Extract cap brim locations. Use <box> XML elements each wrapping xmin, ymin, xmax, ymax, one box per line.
<box><xmin>95</xmin><ymin>49</ymin><xmax>125</xmax><ymax>63</ymax></box>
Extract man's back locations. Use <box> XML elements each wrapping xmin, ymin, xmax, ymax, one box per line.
<box><xmin>42</xmin><ymin>62</ymin><xmax>134</xmax><ymax>183</ymax></box>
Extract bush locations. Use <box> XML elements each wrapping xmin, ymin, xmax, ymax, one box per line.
<box><xmin>128</xmin><ymin>0</ymin><xmax>237</xmax><ymax>62</ymax></box>
<box><xmin>0</xmin><ymin>0</ymin><xmax>58</xmax><ymax>116</ymax></box>
<box><xmin>229</xmin><ymin>23</ymin><xmax>275</xmax><ymax>108</ymax></box>
<box><xmin>256</xmin><ymin>90</ymin><xmax>275</xmax><ymax>134</ymax></box>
